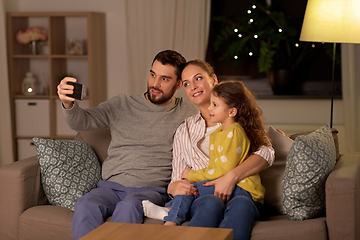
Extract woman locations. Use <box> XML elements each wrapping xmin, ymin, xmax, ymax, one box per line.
<box><xmin>167</xmin><ymin>60</ymin><xmax>274</xmax><ymax>240</ymax></box>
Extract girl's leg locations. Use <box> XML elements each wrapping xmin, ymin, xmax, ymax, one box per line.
<box><xmin>164</xmin><ymin>195</ymin><xmax>194</xmax><ymax>225</ymax></box>
<box><xmin>142</xmin><ymin>200</ymin><xmax>170</xmax><ymax>220</ymax></box>
<box><xmin>219</xmin><ymin>194</ymin><xmax>260</xmax><ymax>240</ymax></box>
<box><xmin>187</xmin><ymin>195</ymin><xmax>225</xmax><ymax>228</ymax></box>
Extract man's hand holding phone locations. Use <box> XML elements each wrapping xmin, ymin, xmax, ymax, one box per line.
<box><xmin>57</xmin><ymin>77</ymin><xmax>84</xmax><ymax>109</ymax></box>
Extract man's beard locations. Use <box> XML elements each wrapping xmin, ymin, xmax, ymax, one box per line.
<box><xmin>146</xmin><ymin>84</ymin><xmax>177</xmax><ymax>105</ymax></box>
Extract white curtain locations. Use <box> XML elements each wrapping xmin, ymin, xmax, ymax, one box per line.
<box><xmin>0</xmin><ymin>0</ymin><xmax>14</xmax><ymax>166</ymax></box>
<box><xmin>125</xmin><ymin>0</ymin><xmax>211</xmax><ymax>95</ymax></box>
<box><xmin>341</xmin><ymin>43</ymin><xmax>360</xmax><ymax>152</ymax></box>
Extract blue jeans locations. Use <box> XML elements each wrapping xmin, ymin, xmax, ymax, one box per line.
<box><xmin>187</xmin><ymin>193</ymin><xmax>261</xmax><ymax>240</ymax></box>
<box><xmin>164</xmin><ymin>181</ymin><xmax>252</xmax><ymax>226</ymax></box>
<box><xmin>71</xmin><ymin>180</ymin><xmax>170</xmax><ymax>240</ymax></box>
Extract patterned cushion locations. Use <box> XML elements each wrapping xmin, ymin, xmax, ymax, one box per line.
<box><xmin>282</xmin><ymin>125</ymin><xmax>336</xmax><ymax>220</ymax></box>
<box><xmin>33</xmin><ymin>137</ymin><xmax>101</xmax><ymax>210</ymax></box>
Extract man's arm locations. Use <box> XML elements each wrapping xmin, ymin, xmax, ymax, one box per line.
<box><xmin>58</xmin><ymin>77</ymin><xmax>112</xmax><ymax>131</ymax></box>
<box><xmin>57</xmin><ymin>77</ymin><xmax>77</xmax><ymax>109</ymax></box>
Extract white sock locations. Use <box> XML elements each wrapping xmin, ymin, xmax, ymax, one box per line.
<box><xmin>142</xmin><ymin>200</ymin><xmax>169</xmax><ymax>220</ymax></box>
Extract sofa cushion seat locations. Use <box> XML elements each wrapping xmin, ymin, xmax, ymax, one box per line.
<box><xmin>18</xmin><ymin>205</ymin><xmax>165</xmax><ymax>239</ymax></box>
<box><xmin>19</xmin><ymin>205</ymin><xmax>73</xmax><ymax>240</ymax></box>
<box><xmin>19</xmin><ymin>205</ymin><xmax>327</xmax><ymax>240</ymax></box>
<box><xmin>251</xmin><ymin>215</ymin><xmax>327</xmax><ymax>240</ymax></box>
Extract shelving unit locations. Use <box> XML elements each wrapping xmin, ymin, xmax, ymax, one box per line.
<box><xmin>6</xmin><ymin>12</ymin><xmax>107</xmax><ymax>161</ymax></box>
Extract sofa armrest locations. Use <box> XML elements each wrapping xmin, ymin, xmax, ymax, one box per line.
<box><xmin>0</xmin><ymin>156</ymin><xmax>48</xmax><ymax>240</ymax></box>
<box><xmin>326</xmin><ymin>152</ymin><xmax>360</xmax><ymax>240</ymax></box>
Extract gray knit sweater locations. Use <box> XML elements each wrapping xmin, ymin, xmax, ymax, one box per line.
<box><xmin>62</xmin><ymin>93</ymin><xmax>198</xmax><ymax>188</ymax></box>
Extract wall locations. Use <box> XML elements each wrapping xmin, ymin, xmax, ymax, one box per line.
<box><xmin>1</xmin><ymin>0</ymin><xmax>349</xmax><ymax>166</ymax></box>
<box><xmin>258</xmin><ymin>99</ymin><xmax>347</xmax><ymax>154</ymax></box>
<box><xmin>0</xmin><ymin>0</ymin><xmax>13</xmax><ymax>167</ymax></box>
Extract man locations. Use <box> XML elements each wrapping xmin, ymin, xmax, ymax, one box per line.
<box><xmin>57</xmin><ymin>50</ymin><xmax>198</xmax><ymax>239</ymax></box>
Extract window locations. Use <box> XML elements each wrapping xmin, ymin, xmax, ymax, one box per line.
<box><xmin>206</xmin><ymin>0</ymin><xmax>342</xmax><ymax>99</ymax></box>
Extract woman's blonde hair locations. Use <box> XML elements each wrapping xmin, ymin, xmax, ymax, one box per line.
<box><xmin>183</xmin><ymin>59</ymin><xmax>215</xmax><ymax>78</ymax></box>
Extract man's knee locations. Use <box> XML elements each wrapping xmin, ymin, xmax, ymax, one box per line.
<box><xmin>119</xmin><ymin>196</ymin><xmax>142</xmax><ymax>210</ymax></box>
<box><xmin>74</xmin><ymin>188</ymin><xmax>116</xmax><ymax>215</ymax></box>
<box><xmin>74</xmin><ymin>192</ymin><xmax>96</xmax><ymax>211</ymax></box>
<box><xmin>112</xmin><ymin>196</ymin><xmax>144</xmax><ymax>223</ymax></box>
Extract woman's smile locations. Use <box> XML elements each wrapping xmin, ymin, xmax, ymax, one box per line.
<box><xmin>193</xmin><ymin>91</ymin><xmax>203</xmax><ymax>97</ymax></box>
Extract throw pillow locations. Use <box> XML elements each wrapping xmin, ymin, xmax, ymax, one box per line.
<box><xmin>290</xmin><ymin>128</ymin><xmax>341</xmax><ymax>162</ymax></box>
<box><xmin>33</xmin><ymin>137</ymin><xmax>101</xmax><ymax>211</ymax></box>
<box><xmin>260</xmin><ymin>126</ymin><xmax>294</xmax><ymax>214</ymax></box>
<box><xmin>282</xmin><ymin>125</ymin><xmax>336</xmax><ymax>220</ymax></box>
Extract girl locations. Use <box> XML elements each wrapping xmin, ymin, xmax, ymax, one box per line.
<box><xmin>144</xmin><ymin>80</ymin><xmax>268</xmax><ymax>227</ymax></box>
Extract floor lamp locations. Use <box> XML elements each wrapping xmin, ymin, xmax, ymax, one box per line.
<box><xmin>299</xmin><ymin>0</ymin><xmax>360</xmax><ymax>128</ymax></box>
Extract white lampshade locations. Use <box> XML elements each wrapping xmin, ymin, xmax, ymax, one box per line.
<box><xmin>300</xmin><ymin>0</ymin><xmax>360</xmax><ymax>43</ymax></box>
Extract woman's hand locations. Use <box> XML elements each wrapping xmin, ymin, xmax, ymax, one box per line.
<box><xmin>202</xmin><ymin>170</ymin><xmax>237</xmax><ymax>202</ymax></box>
<box><xmin>204</xmin><ymin>154</ymin><xmax>270</xmax><ymax>202</ymax></box>
<box><xmin>167</xmin><ymin>179</ymin><xmax>197</xmax><ymax>197</ymax></box>
<box><xmin>181</xmin><ymin>167</ymin><xmax>191</xmax><ymax>180</ymax></box>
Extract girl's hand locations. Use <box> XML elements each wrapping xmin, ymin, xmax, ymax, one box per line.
<box><xmin>181</xmin><ymin>167</ymin><xmax>191</xmax><ymax>180</ymax></box>
<box><xmin>202</xmin><ymin>171</ymin><xmax>237</xmax><ymax>202</ymax></box>
<box><xmin>167</xmin><ymin>179</ymin><xmax>197</xmax><ymax>197</ymax></box>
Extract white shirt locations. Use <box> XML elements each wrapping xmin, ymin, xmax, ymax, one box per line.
<box><xmin>171</xmin><ymin>111</ymin><xmax>275</xmax><ymax>182</ymax></box>
<box><xmin>197</xmin><ymin>124</ymin><xmax>219</xmax><ymax>157</ymax></box>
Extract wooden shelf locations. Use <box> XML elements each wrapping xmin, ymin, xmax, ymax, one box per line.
<box><xmin>13</xmin><ymin>54</ymin><xmax>49</xmax><ymax>58</ymax></box>
<box><xmin>7</xmin><ymin>12</ymin><xmax>107</xmax><ymax>161</ymax></box>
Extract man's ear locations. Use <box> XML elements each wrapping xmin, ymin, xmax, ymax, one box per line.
<box><xmin>176</xmin><ymin>79</ymin><xmax>183</xmax><ymax>89</ymax></box>
<box><xmin>229</xmin><ymin>108</ymin><xmax>237</xmax><ymax>117</ymax></box>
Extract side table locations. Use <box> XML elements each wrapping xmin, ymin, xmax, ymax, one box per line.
<box><xmin>80</xmin><ymin>222</ymin><xmax>233</xmax><ymax>240</ymax></box>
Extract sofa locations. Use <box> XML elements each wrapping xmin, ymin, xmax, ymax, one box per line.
<box><xmin>0</xmin><ymin>127</ymin><xmax>359</xmax><ymax>240</ymax></box>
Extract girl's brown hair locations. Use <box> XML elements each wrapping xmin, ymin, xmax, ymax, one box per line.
<box><xmin>212</xmin><ymin>80</ymin><xmax>270</xmax><ymax>153</ymax></box>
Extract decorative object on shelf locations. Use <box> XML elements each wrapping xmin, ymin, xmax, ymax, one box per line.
<box><xmin>22</xmin><ymin>72</ymin><xmax>38</xmax><ymax>95</ymax></box>
<box><xmin>16</xmin><ymin>26</ymin><xmax>47</xmax><ymax>55</ymax></box>
<box><xmin>30</xmin><ymin>40</ymin><xmax>38</xmax><ymax>55</ymax></box>
<box><xmin>67</xmin><ymin>38</ymin><xmax>87</xmax><ymax>55</ymax></box>
<box><xmin>40</xmin><ymin>73</ymin><xmax>49</xmax><ymax>95</ymax></box>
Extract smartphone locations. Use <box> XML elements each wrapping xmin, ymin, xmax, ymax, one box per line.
<box><xmin>66</xmin><ymin>82</ymin><xmax>84</xmax><ymax>100</ymax></box>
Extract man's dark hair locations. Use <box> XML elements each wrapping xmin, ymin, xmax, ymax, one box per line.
<box><xmin>152</xmin><ymin>50</ymin><xmax>186</xmax><ymax>80</ymax></box>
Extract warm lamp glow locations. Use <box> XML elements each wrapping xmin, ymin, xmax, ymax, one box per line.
<box><xmin>300</xmin><ymin>0</ymin><xmax>360</xmax><ymax>128</ymax></box>
<box><xmin>300</xmin><ymin>0</ymin><xmax>360</xmax><ymax>43</ymax></box>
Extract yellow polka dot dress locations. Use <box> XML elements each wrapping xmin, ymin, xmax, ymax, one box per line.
<box><xmin>188</xmin><ymin>122</ymin><xmax>265</xmax><ymax>202</ymax></box>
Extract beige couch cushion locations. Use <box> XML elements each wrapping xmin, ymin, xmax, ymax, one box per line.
<box><xmin>19</xmin><ymin>206</ymin><xmax>73</xmax><ymax>240</ymax></box>
<box><xmin>260</xmin><ymin>127</ymin><xmax>294</xmax><ymax>214</ymax></box>
<box><xmin>251</xmin><ymin>215</ymin><xmax>327</xmax><ymax>240</ymax></box>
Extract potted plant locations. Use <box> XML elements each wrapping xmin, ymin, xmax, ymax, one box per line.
<box><xmin>212</xmin><ymin>0</ymin><xmax>320</xmax><ymax>94</ymax></box>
